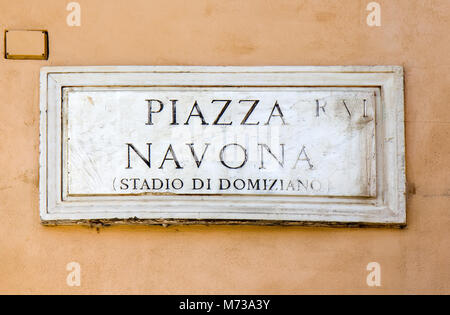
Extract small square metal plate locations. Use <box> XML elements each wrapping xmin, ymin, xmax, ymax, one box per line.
<box><xmin>4</xmin><ymin>30</ymin><xmax>48</xmax><ymax>60</ymax></box>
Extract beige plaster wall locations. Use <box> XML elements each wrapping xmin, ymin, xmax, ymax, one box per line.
<box><xmin>0</xmin><ymin>0</ymin><xmax>448</xmax><ymax>294</ymax></box>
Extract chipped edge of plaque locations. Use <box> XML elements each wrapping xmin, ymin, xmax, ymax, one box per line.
<box><xmin>39</xmin><ymin>66</ymin><xmax>406</xmax><ymax>227</ymax></box>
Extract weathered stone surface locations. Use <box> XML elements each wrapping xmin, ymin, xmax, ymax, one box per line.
<box><xmin>65</xmin><ymin>87</ymin><xmax>376</xmax><ymax>197</ymax></box>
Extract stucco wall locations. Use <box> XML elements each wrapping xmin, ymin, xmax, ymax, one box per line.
<box><xmin>0</xmin><ymin>0</ymin><xmax>448</xmax><ymax>294</ymax></box>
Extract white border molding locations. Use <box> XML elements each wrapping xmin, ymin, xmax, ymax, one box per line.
<box><xmin>39</xmin><ymin>66</ymin><xmax>406</xmax><ymax>227</ymax></box>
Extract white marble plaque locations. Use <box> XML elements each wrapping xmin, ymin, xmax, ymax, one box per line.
<box><xmin>40</xmin><ymin>66</ymin><xmax>406</xmax><ymax>226</ymax></box>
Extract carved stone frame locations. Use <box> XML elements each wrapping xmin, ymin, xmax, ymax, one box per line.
<box><xmin>39</xmin><ymin>66</ymin><xmax>406</xmax><ymax>227</ymax></box>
